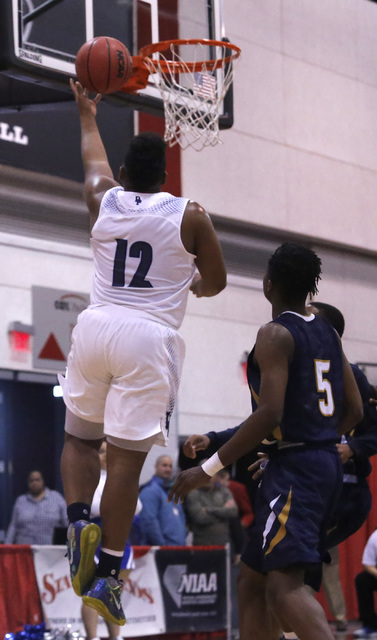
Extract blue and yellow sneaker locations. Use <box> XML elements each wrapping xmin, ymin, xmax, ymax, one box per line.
<box><xmin>82</xmin><ymin>576</ymin><xmax>126</xmax><ymax>625</ymax></box>
<box><xmin>66</xmin><ymin>520</ymin><xmax>101</xmax><ymax>596</ymax></box>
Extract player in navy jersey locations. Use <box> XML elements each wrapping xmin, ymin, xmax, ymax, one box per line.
<box><xmin>181</xmin><ymin>300</ymin><xmax>377</xmax><ymax>637</ymax></box>
<box><xmin>169</xmin><ymin>243</ymin><xmax>363</xmax><ymax>640</ymax></box>
<box><xmin>60</xmin><ymin>80</ymin><xmax>226</xmax><ymax>625</ymax></box>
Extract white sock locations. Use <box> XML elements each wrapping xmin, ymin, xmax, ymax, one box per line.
<box><xmin>101</xmin><ymin>547</ymin><xmax>124</xmax><ymax>557</ymax></box>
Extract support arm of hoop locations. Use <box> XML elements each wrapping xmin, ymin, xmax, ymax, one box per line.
<box><xmin>120</xmin><ymin>56</ymin><xmax>150</xmax><ymax>94</ymax></box>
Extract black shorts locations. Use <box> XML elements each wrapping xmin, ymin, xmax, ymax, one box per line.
<box><xmin>241</xmin><ymin>446</ymin><xmax>343</xmax><ymax>573</ymax></box>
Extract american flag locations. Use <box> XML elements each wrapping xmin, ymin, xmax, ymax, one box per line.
<box><xmin>193</xmin><ymin>72</ymin><xmax>216</xmax><ymax>100</ymax></box>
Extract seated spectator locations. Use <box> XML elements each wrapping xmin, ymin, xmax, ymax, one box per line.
<box><xmin>138</xmin><ymin>455</ymin><xmax>186</xmax><ymax>545</ymax></box>
<box><xmin>5</xmin><ymin>470</ymin><xmax>67</xmax><ymax>544</ymax></box>
<box><xmin>184</xmin><ymin>467</ymin><xmax>238</xmax><ymax>546</ymax></box>
<box><xmin>354</xmin><ymin>528</ymin><xmax>377</xmax><ymax>638</ymax></box>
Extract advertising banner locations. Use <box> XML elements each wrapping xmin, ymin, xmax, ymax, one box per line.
<box><xmin>32</xmin><ymin>546</ymin><xmax>165</xmax><ymax>637</ymax></box>
<box><xmin>155</xmin><ymin>547</ymin><xmax>228</xmax><ymax>633</ymax></box>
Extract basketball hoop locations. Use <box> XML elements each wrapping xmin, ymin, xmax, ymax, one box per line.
<box><xmin>122</xmin><ymin>38</ymin><xmax>241</xmax><ymax>151</ymax></box>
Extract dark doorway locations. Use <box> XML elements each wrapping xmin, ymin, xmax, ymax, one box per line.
<box><xmin>0</xmin><ymin>371</ymin><xmax>66</xmax><ymax>541</ymax></box>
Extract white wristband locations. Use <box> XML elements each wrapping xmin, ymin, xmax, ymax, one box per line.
<box><xmin>201</xmin><ymin>452</ymin><xmax>224</xmax><ymax>477</ymax></box>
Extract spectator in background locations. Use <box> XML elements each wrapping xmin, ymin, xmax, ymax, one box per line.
<box><xmin>217</xmin><ymin>468</ymin><xmax>254</xmax><ymax>531</ymax></box>
<box><xmin>184</xmin><ymin>466</ymin><xmax>238</xmax><ymax>546</ymax></box>
<box><xmin>354</xmin><ymin>529</ymin><xmax>377</xmax><ymax>638</ymax></box>
<box><xmin>214</xmin><ymin>468</ymin><xmax>249</xmax><ymax>640</ymax></box>
<box><xmin>5</xmin><ymin>470</ymin><xmax>67</xmax><ymax>544</ymax></box>
<box><xmin>138</xmin><ymin>455</ymin><xmax>186</xmax><ymax>545</ymax></box>
<box><xmin>215</xmin><ymin>468</ymin><xmax>252</xmax><ymax>560</ymax></box>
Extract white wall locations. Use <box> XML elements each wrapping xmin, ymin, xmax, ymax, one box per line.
<box><xmin>168</xmin><ymin>0</ymin><xmax>377</xmax><ymax>475</ymax></box>
<box><xmin>182</xmin><ymin>0</ymin><xmax>377</xmax><ymax>251</ymax></box>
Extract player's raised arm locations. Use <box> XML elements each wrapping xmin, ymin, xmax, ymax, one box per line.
<box><xmin>70</xmin><ymin>79</ymin><xmax>119</xmax><ymax>228</ymax></box>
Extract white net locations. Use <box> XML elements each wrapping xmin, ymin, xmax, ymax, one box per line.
<box><xmin>142</xmin><ymin>41</ymin><xmax>240</xmax><ymax>151</ymax></box>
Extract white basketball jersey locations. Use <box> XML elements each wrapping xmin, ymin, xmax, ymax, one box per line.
<box><xmin>90</xmin><ymin>187</ymin><xmax>196</xmax><ymax>329</ymax></box>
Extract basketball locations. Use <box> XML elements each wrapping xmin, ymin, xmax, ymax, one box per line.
<box><xmin>75</xmin><ymin>36</ymin><xmax>132</xmax><ymax>94</ymax></box>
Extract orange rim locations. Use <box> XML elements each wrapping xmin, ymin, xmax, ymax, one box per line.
<box><xmin>138</xmin><ymin>38</ymin><xmax>241</xmax><ymax>74</ymax></box>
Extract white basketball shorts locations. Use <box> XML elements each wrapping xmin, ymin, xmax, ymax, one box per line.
<box><xmin>59</xmin><ymin>304</ymin><xmax>185</xmax><ymax>445</ymax></box>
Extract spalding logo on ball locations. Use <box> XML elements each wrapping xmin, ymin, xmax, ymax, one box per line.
<box><xmin>75</xmin><ymin>36</ymin><xmax>133</xmax><ymax>94</ymax></box>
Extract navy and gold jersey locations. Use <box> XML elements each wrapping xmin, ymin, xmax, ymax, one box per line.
<box><xmin>247</xmin><ymin>311</ymin><xmax>344</xmax><ymax>445</ymax></box>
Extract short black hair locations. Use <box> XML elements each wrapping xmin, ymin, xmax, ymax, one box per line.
<box><xmin>309</xmin><ymin>301</ymin><xmax>345</xmax><ymax>337</ymax></box>
<box><xmin>268</xmin><ymin>242</ymin><xmax>322</xmax><ymax>302</ymax></box>
<box><xmin>124</xmin><ymin>132</ymin><xmax>166</xmax><ymax>191</ymax></box>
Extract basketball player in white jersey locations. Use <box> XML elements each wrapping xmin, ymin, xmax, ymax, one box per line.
<box><xmin>60</xmin><ymin>79</ymin><xmax>226</xmax><ymax>625</ymax></box>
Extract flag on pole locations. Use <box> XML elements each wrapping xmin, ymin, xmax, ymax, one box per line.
<box><xmin>193</xmin><ymin>72</ymin><xmax>216</xmax><ymax>100</ymax></box>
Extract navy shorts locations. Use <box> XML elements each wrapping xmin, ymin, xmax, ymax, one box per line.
<box><xmin>326</xmin><ymin>480</ymin><xmax>372</xmax><ymax>549</ymax></box>
<box><xmin>241</xmin><ymin>446</ymin><xmax>343</xmax><ymax>573</ymax></box>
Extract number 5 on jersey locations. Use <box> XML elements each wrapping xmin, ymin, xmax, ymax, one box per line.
<box><xmin>314</xmin><ymin>359</ymin><xmax>335</xmax><ymax>416</ymax></box>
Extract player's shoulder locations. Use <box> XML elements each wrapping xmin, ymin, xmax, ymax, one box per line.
<box><xmin>255</xmin><ymin>321</ymin><xmax>295</xmax><ymax>362</ymax></box>
<box><xmin>183</xmin><ymin>200</ymin><xmax>207</xmax><ymax>222</ymax></box>
<box><xmin>257</xmin><ymin>320</ymin><xmax>293</xmax><ymax>342</ymax></box>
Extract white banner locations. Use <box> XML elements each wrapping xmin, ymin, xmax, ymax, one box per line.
<box><xmin>32</xmin><ymin>546</ymin><xmax>165</xmax><ymax>637</ymax></box>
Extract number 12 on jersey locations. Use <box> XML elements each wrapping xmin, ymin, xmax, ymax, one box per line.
<box><xmin>112</xmin><ymin>238</ymin><xmax>153</xmax><ymax>288</ymax></box>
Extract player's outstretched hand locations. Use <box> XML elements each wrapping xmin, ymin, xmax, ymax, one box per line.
<box><xmin>70</xmin><ymin>78</ymin><xmax>101</xmax><ymax>116</ymax></box>
<box><xmin>183</xmin><ymin>434</ymin><xmax>210</xmax><ymax>459</ymax></box>
<box><xmin>168</xmin><ymin>467</ymin><xmax>210</xmax><ymax>504</ymax></box>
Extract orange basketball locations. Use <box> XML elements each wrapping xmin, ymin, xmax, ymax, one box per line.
<box><xmin>75</xmin><ymin>36</ymin><xmax>132</xmax><ymax>94</ymax></box>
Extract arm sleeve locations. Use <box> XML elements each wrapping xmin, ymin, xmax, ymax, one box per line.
<box><xmin>206</xmin><ymin>424</ymin><xmax>243</xmax><ymax>448</ymax></box>
<box><xmin>347</xmin><ymin>416</ymin><xmax>377</xmax><ymax>459</ymax></box>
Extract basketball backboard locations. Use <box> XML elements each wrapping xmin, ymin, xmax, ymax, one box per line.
<box><xmin>0</xmin><ymin>0</ymin><xmax>232</xmax><ymax>123</ymax></box>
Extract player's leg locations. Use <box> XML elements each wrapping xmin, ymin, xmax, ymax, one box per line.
<box><xmin>99</xmin><ymin>442</ymin><xmax>147</xmax><ymax>551</ymax></box>
<box><xmin>61</xmin><ymin>411</ymin><xmax>105</xmax><ymax>596</ymax></box>
<box><xmin>61</xmin><ymin>417</ymin><xmax>104</xmax><ymax>507</ymax></box>
<box><xmin>81</xmin><ymin>601</ymin><xmax>122</xmax><ymax>640</ymax></box>
<box><xmin>82</xmin><ymin>440</ymin><xmax>148</xmax><ymax>626</ymax></box>
<box><xmin>81</xmin><ymin>602</ymin><xmax>100</xmax><ymax>640</ymax></box>
<box><xmin>322</xmin><ymin>546</ymin><xmax>347</xmax><ymax>631</ymax></box>
<box><xmin>237</xmin><ymin>562</ymin><xmax>282</xmax><ymax>640</ymax></box>
<box><xmin>266</xmin><ymin>566</ymin><xmax>335</xmax><ymax>640</ymax></box>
